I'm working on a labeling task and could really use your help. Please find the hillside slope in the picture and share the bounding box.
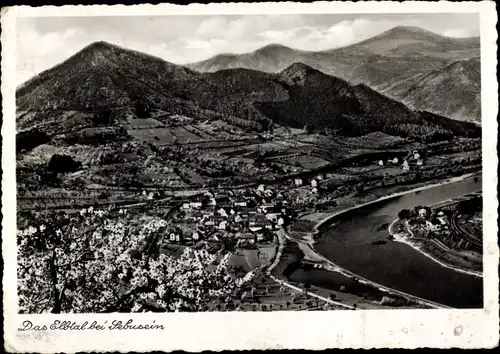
[17,42,480,143]
[187,26,481,123]
[396,58,481,123]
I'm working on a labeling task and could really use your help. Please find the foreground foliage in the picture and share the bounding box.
[17,208,248,313]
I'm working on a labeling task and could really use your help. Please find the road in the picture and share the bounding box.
[451,210,482,250]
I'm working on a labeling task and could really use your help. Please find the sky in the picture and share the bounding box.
[16,13,479,86]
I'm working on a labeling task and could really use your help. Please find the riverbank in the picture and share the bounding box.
[282,172,482,308]
[388,219,483,277]
[310,173,479,237]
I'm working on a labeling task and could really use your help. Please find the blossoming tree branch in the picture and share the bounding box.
[17,207,253,313]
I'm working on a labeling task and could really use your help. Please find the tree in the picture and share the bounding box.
[398,209,411,220]
[17,208,250,314]
[48,154,82,174]
[135,99,152,118]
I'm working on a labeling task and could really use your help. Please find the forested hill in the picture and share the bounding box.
[17,41,480,143]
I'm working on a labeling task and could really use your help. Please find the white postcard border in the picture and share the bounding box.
[2,2,499,352]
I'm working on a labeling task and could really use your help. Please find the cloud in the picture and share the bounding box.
[442,28,476,38]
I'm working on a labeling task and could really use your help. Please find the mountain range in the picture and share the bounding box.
[186,26,481,123]
[16,34,480,144]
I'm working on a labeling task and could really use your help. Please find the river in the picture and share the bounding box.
[313,176,483,308]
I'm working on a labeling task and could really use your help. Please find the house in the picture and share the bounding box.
[229,208,236,215]
[378,160,384,166]
[249,226,263,232]
[402,160,410,171]
[234,214,243,223]
[311,179,318,188]
[234,201,247,207]
[257,184,265,194]
[294,178,303,186]
[416,159,423,166]
[218,221,228,230]
[182,203,190,210]
[204,219,216,227]
[414,153,421,160]
[208,198,217,206]
[204,191,214,198]
[277,217,285,226]
[266,213,278,222]
[264,189,274,198]
[312,187,318,194]
[190,201,203,209]
[218,208,228,217]
[418,208,428,218]
[392,157,399,164]
[316,174,324,181]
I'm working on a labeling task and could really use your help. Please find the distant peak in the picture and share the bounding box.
[255,43,296,54]
[378,25,443,39]
[282,62,314,73]
[259,43,291,50]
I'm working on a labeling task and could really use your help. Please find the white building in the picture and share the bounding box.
[182,203,190,209]
[311,179,318,188]
[192,232,200,241]
[418,208,427,218]
[416,159,423,166]
[219,221,228,230]
[294,178,303,186]
[234,201,247,207]
[257,184,265,193]
[218,208,228,217]
[402,160,410,171]
[312,187,318,194]
[378,160,384,166]
[392,157,399,164]
[277,217,285,226]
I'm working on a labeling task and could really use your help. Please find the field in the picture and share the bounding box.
[127,128,177,144]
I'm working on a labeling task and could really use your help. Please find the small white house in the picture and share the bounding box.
[234,201,247,207]
[192,232,200,241]
[312,187,318,194]
[230,208,236,215]
[378,160,384,166]
[311,179,318,188]
[182,203,190,209]
[414,153,421,160]
[392,157,399,164]
[402,160,410,171]
[418,208,427,218]
[169,233,176,241]
[277,217,285,226]
[416,159,423,166]
[218,208,228,217]
[257,184,265,193]
[208,198,217,206]
[190,201,202,209]
[234,214,243,223]
[219,221,228,230]
[294,178,303,186]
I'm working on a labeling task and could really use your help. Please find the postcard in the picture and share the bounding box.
[2,1,498,352]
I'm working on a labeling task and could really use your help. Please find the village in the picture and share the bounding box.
[395,192,483,254]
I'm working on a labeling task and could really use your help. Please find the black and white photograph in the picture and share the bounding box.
[2,1,499,351]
